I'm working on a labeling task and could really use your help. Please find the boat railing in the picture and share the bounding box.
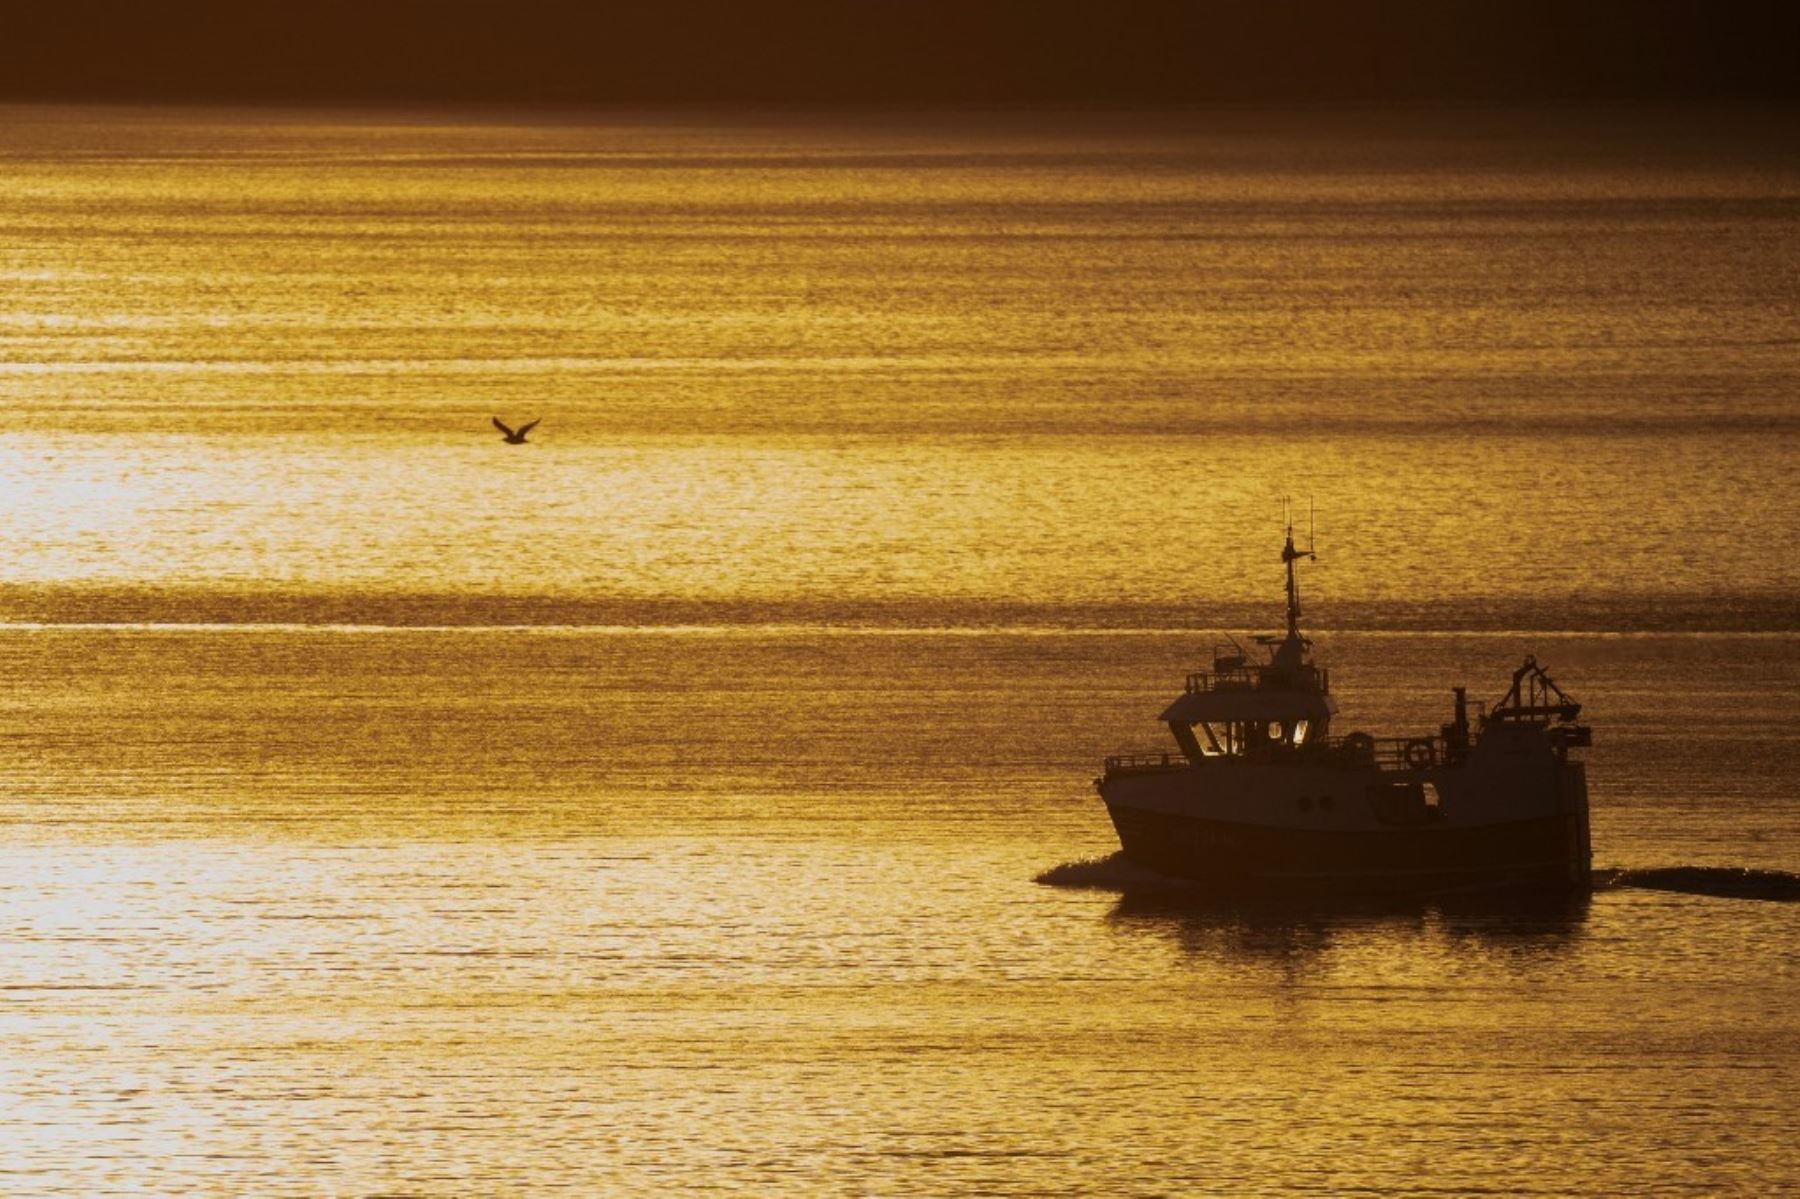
[1103,750,1189,774]
[1105,734,1444,776]
[1323,733,1443,771]
[1184,668,1257,693]
[1184,665,1329,694]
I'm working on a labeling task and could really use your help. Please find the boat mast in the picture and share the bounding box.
[1281,506,1314,643]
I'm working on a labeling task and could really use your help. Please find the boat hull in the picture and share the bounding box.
[1102,799,1588,895]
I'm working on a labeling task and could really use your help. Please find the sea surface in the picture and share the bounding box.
[0,105,1796,1196]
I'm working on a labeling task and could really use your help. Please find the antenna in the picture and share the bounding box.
[1279,495,1313,644]
[1308,495,1315,556]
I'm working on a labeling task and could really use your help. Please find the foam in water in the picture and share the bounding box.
[1605,866,1800,903]
[1034,852,1186,890]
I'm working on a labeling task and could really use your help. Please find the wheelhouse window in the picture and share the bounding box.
[1181,717,1316,757]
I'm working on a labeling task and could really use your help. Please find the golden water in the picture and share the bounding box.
[0,106,1796,1195]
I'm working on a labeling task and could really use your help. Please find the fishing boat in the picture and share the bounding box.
[1095,525,1593,894]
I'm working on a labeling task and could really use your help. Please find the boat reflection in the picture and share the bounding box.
[1103,885,1592,966]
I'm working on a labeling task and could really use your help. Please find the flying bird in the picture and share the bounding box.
[492,417,540,444]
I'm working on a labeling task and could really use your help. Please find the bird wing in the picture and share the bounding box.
[492,417,516,437]
[517,418,541,437]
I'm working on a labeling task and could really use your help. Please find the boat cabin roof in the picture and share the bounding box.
[1159,689,1337,725]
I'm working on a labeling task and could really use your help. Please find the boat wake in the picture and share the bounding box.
[1034,853,1192,891]
[1599,866,1800,903]
[1039,856,1800,902]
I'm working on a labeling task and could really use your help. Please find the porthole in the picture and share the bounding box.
[1297,795,1313,812]
[1319,795,1334,811]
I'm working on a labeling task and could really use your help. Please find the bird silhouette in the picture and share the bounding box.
[492,417,540,444]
